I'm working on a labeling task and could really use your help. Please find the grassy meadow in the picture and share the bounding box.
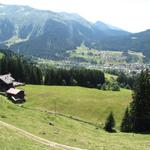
[105,73,118,81]
[0,85,149,150]
[20,85,132,126]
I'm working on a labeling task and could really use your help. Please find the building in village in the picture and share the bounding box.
[0,74,25,103]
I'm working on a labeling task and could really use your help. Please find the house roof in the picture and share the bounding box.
[0,74,15,84]
[6,88,23,95]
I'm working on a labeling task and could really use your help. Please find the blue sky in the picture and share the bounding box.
[0,0,150,33]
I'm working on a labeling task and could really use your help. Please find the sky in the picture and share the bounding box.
[0,0,150,33]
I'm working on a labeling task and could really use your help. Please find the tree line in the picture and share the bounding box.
[0,54,43,84]
[44,68,105,87]
[117,72,135,89]
[0,53,105,88]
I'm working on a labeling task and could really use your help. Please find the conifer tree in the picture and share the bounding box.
[120,107,132,132]
[104,112,115,132]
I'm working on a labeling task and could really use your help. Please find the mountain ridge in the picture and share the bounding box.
[0,4,149,60]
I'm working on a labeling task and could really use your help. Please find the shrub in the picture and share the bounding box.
[111,82,120,91]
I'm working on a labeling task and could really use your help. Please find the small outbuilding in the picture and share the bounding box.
[6,88,25,103]
[13,81,25,87]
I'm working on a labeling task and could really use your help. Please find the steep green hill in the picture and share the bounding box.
[0,85,149,150]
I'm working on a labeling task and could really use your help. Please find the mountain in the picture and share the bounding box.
[0,4,149,60]
[94,21,129,36]
[0,4,131,58]
[124,30,150,60]
[101,29,150,60]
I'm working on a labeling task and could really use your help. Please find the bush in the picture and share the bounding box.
[125,84,131,89]
[100,81,120,91]
[101,83,108,90]
[111,82,120,91]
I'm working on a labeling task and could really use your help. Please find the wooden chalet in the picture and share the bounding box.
[0,74,25,103]
[0,74,14,91]
[6,88,25,103]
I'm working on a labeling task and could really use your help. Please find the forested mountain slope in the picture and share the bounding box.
[0,4,150,60]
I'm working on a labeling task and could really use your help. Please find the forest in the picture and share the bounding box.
[0,50,105,88]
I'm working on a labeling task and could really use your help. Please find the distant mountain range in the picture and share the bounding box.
[0,4,150,60]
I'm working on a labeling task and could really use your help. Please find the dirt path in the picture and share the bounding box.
[0,120,85,150]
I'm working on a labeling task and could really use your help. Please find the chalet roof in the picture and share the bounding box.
[6,88,23,95]
[0,74,15,84]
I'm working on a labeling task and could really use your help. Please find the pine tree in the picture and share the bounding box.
[120,107,132,132]
[104,112,115,132]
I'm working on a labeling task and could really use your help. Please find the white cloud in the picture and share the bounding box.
[0,0,150,32]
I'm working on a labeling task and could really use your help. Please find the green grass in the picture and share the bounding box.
[0,85,149,150]
[105,73,118,81]
[20,85,131,126]
[0,123,55,150]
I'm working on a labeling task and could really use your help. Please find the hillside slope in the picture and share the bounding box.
[20,85,132,125]
[0,125,52,150]
[0,85,150,150]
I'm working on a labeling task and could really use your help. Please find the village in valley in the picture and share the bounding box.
[37,49,150,74]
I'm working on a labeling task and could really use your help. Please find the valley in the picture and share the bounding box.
[37,44,150,73]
